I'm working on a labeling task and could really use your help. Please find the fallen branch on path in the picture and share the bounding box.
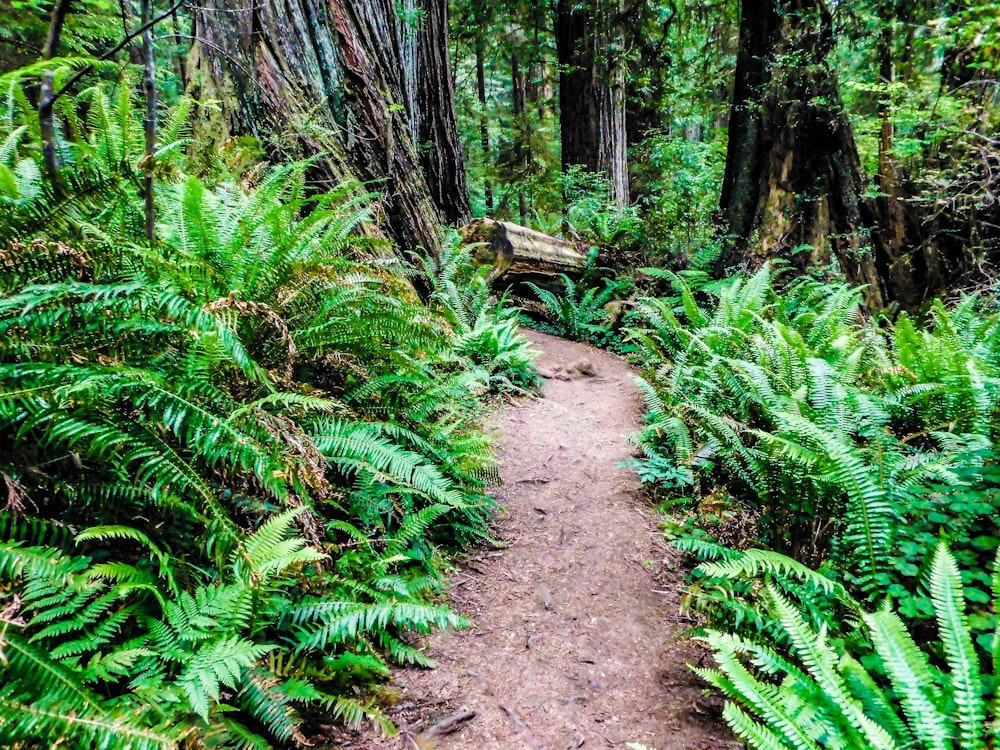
[418,708,476,739]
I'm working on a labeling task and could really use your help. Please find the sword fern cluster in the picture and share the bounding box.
[626,265,1000,747]
[693,543,1000,750]
[0,79,509,748]
[628,265,1000,592]
[420,235,541,396]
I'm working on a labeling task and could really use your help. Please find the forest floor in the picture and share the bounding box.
[329,330,733,749]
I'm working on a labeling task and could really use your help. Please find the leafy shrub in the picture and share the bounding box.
[559,167,643,249]
[885,458,1000,636]
[628,133,725,264]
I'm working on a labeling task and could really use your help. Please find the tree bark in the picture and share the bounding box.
[511,47,529,222]
[719,0,886,310]
[413,0,470,225]
[719,0,777,244]
[475,36,494,212]
[461,218,587,282]
[595,2,628,208]
[873,9,917,307]
[555,0,629,208]
[187,0,469,260]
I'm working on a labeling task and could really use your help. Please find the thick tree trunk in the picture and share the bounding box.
[187,0,469,260]
[874,10,918,307]
[595,4,628,208]
[556,0,595,175]
[720,0,886,309]
[511,48,529,222]
[555,0,629,208]
[719,0,777,244]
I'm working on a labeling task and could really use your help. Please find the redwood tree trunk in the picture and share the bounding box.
[719,0,777,245]
[719,0,886,309]
[511,48,529,222]
[874,6,918,307]
[412,0,471,225]
[475,36,493,212]
[187,0,469,259]
[555,0,629,208]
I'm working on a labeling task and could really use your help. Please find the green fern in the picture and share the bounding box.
[697,543,995,750]
[0,72,501,748]
[526,273,617,344]
[628,264,1000,595]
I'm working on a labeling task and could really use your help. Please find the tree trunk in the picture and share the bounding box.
[412,0,471,225]
[475,36,494,213]
[719,0,778,245]
[461,218,587,283]
[719,0,886,310]
[140,0,157,242]
[873,9,918,307]
[187,0,469,260]
[624,0,676,149]
[511,48,529,222]
[555,0,629,208]
[594,2,628,208]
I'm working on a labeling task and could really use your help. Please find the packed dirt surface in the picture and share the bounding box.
[333,330,732,749]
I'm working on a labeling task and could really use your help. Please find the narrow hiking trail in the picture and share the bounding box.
[339,330,730,750]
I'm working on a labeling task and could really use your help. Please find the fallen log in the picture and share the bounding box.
[460,218,588,285]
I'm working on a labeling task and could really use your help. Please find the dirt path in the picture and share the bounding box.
[337,330,730,749]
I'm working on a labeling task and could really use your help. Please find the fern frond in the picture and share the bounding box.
[928,543,985,750]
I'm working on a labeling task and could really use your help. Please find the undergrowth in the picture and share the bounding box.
[0,76,537,748]
[625,263,1000,747]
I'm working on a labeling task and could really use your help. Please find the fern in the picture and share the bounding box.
[525,273,617,344]
[699,544,997,750]
[0,78,500,747]
[629,264,1000,600]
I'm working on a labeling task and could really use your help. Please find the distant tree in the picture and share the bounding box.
[555,0,629,208]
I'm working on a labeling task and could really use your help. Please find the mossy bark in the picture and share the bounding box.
[720,0,887,310]
[187,0,469,260]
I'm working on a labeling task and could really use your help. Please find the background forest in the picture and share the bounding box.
[1,0,999,748]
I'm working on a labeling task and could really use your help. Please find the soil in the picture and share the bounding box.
[330,330,733,750]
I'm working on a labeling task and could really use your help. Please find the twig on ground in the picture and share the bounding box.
[419,708,476,739]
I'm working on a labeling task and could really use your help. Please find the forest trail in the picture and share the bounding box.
[340,330,730,750]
